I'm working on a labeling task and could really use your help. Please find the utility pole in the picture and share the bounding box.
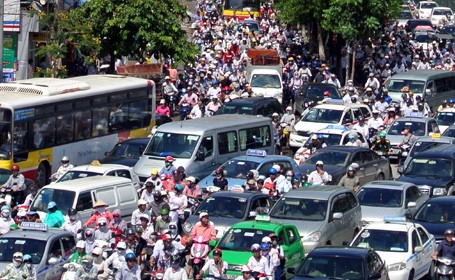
[0,0,4,80]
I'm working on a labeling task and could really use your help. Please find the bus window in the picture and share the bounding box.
[75,110,92,140]
[129,100,150,129]
[110,103,129,132]
[13,122,28,152]
[33,117,55,149]
[92,107,109,137]
[56,114,74,145]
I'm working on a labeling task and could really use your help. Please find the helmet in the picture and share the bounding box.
[11,165,19,171]
[260,242,270,251]
[165,156,174,162]
[175,184,184,192]
[268,168,277,175]
[125,253,136,261]
[215,167,223,175]
[68,208,77,216]
[444,229,454,236]
[153,190,162,198]
[186,176,196,184]
[285,170,294,177]
[213,248,222,256]
[251,244,260,251]
[161,208,170,215]
[379,132,386,138]
[347,166,356,172]
[62,156,69,162]
[151,169,159,175]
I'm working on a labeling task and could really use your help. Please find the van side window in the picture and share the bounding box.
[117,184,136,204]
[61,236,76,257]
[435,77,453,93]
[116,170,132,179]
[218,131,238,154]
[76,191,93,212]
[239,126,272,150]
[199,136,214,157]
[95,188,117,207]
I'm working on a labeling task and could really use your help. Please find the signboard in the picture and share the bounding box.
[3,34,17,69]
[4,0,20,32]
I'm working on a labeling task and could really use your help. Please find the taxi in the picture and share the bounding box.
[0,222,76,280]
[350,217,435,280]
[210,215,305,279]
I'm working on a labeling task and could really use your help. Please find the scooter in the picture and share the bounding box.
[436,257,455,280]
[61,263,82,280]
[398,144,410,166]
[190,235,210,279]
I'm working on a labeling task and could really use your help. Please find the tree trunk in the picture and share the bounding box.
[345,43,351,86]
[350,46,356,82]
[316,22,326,61]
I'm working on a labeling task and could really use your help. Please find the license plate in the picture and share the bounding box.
[226,274,238,279]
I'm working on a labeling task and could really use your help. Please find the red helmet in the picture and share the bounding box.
[215,167,223,175]
[213,248,222,256]
[11,165,19,171]
[165,156,174,162]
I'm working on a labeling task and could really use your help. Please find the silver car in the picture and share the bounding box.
[357,180,429,225]
[269,186,362,254]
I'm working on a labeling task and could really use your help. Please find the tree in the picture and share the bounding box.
[75,0,198,68]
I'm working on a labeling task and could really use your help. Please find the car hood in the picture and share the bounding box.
[361,206,404,223]
[397,176,452,188]
[100,157,138,167]
[386,134,404,146]
[375,251,408,265]
[198,175,245,190]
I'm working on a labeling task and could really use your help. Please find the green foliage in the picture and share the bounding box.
[77,0,198,63]
[276,0,329,24]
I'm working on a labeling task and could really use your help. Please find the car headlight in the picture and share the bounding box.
[388,262,406,271]
[301,231,322,242]
[433,188,447,196]
[183,221,193,233]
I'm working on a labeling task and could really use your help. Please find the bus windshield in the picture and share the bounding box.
[144,132,200,159]
[224,0,259,11]
[0,109,12,160]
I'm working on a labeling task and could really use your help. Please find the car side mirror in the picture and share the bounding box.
[414,246,423,253]
[196,150,205,161]
[287,267,296,274]
[332,212,343,220]
[397,166,404,175]
[407,202,416,209]
[48,257,59,265]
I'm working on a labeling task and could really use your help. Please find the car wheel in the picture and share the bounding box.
[408,269,414,280]
[290,147,298,154]
[35,162,49,188]
[376,173,385,180]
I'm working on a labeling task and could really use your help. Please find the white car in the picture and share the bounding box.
[289,103,372,151]
[429,7,453,26]
[351,218,435,280]
[417,1,439,19]
[55,160,140,188]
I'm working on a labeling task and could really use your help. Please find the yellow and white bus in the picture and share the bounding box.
[0,75,156,187]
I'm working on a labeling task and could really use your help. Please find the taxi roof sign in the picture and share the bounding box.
[325,125,348,131]
[384,216,406,223]
[431,132,441,138]
[246,149,267,157]
[255,214,270,222]
[90,160,102,166]
[21,222,48,232]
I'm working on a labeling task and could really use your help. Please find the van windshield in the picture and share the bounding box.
[30,188,76,215]
[144,132,200,158]
[251,74,281,89]
[385,79,425,94]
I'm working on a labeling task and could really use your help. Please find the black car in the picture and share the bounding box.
[397,144,455,196]
[405,19,432,32]
[289,246,389,280]
[294,83,342,116]
[100,138,149,167]
[215,97,284,118]
[299,146,391,185]
[411,196,455,242]
[439,24,455,35]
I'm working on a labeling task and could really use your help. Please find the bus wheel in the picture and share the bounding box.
[36,162,49,188]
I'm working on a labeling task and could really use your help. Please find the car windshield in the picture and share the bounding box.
[357,188,403,207]
[404,158,453,177]
[304,133,342,147]
[219,159,260,179]
[433,9,452,16]
[352,229,408,252]
[0,238,46,264]
[387,120,426,136]
[414,32,429,43]
[385,79,425,94]
[250,74,281,89]
[218,105,254,115]
[306,151,349,166]
[414,200,455,223]
[270,198,328,221]
[436,112,455,126]
[409,141,445,158]
[400,11,413,19]
[304,85,341,99]
[144,132,200,159]
[296,255,365,279]
[421,2,437,9]
[109,141,147,158]
[217,228,274,251]
[195,196,248,219]
[57,171,101,182]
[30,188,76,215]
[301,108,343,124]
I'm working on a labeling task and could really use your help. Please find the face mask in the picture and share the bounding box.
[272,240,277,246]
[96,207,106,213]
[13,260,21,267]
[2,212,9,218]
[26,263,32,268]
[99,225,107,230]
[117,249,126,256]
[286,176,292,181]
[261,251,268,256]
[69,215,76,221]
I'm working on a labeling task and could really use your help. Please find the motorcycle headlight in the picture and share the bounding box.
[388,262,406,271]
[301,231,322,242]
[183,221,193,233]
[433,188,447,196]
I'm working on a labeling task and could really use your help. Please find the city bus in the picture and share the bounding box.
[223,0,261,21]
[0,75,156,187]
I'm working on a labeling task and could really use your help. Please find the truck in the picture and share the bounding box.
[246,49,284,103]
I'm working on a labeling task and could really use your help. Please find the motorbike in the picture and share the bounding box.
[61,263,82,280]
[436,257,455,280]
[398,144,410,166]
[190,235,210,279]
[179,103,192,120]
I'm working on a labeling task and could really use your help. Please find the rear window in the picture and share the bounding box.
[304,85,342,99]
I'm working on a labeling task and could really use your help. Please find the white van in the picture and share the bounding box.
[30,176,138,223]
[134,115,274,181]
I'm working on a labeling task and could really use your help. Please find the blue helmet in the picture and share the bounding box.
[260,242,270,251]
[301,62,307,66]
[268,168,277,175]
[125,253,136,261]
[175,184,184,192]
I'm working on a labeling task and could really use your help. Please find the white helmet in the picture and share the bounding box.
[61,156,70,167]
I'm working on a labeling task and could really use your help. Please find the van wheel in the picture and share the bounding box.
[36,162,49,188]
[326,241,331,245]
[408,270,414,280]
[376,173,385,180]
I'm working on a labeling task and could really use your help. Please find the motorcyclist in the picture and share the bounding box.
[353,116,369,140]
[345,133,363,147]
[156,99,171,117]
[94,217,113,243]
[70,240,87,264]
[43,201,65,228]
[367,110,384,131]
[75,255,98,280]
[91,247,105,276]
[155,207,172,232]
[260,242,278,279]
[140,181,155,205]
[397,126,416,166]
[307,161,331,186]
[183,176,202,201]
[190,212,216,241]
[235,265,254,280]
[162,76,179,108]
[169,184,187,224]
[102,241,127,279]
[146,169,162,191]
[212,167,228,190]
[150,191,169,218]
[51,156,74,181]
[2,164,25,204]
[159,156,177,177]
[107,209,127,232]
[338,166,360,192]
[0,206,15,235]
[23,254,36,280]
[0,251,27,279]
[131,199,149,227]
[371,132,391,155]
[116,252,141,279]
[247,244,268,278]
[150,235,180,271]
[22,184,38,207]
[61,208,82,236]
[196,248,227,279]
[432,229,455,261]
[84,200,113,228]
